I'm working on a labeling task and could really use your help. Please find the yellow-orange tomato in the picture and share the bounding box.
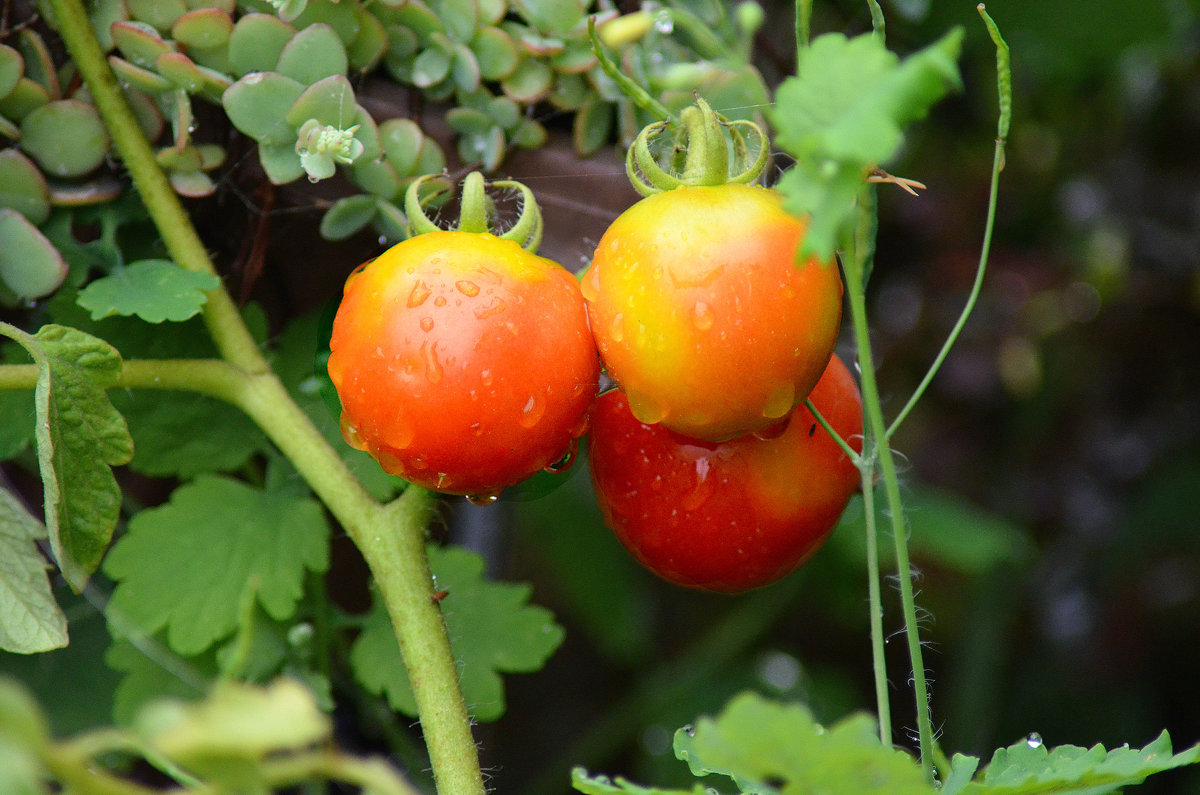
[328,231,600,499]
[583,184,843,441]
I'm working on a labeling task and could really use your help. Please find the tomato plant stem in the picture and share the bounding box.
[860,466,892,747]
[843,200,935,779]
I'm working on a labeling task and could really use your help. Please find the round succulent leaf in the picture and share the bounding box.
[451,43,482,93]
[222,71,305,144]
[190,0,235,13]
[0,149,50,225]
[19,100,110,178]
[319,193,377,240]
[547,71,588,110]
[290,0,363,45]
[346,9,388,72]
[411,46,452,89]
[46,175,123,207]
[257,140,305,184]
[128,0,187,32]
[371,197,408,243]
[166,88,194,149]
[500,57,553,103]
[429,0,478,43]
[156,144,204,172]
[550,38,596,74]
[572,97,613,156]
[383,25,419,60]
[477,0,506,26]
[389,0,445,37]
[0,208,67,299]
[378,117,424,174]
[88,0,130,53]
[350,157,400,199]
[172,9,234,49]
[446,106,493,136]
[414,136,446,175]
[457,126,505,171]
[17,30,60,100]
[486,95,521,129]
[228,13,296,76]
[111,22,177,69]
[168,169,216,197]
[424,79,457,103]
[511,0,585,33]
[501,22,563,56]
[0,78,49,123]
[108,56,174,93]
[122,87,166,141]
[350,104,381,160]
[184,43,232,75]
[470,26,520,81]
[510,117,546,149]
[0,44,24,100]
[196,143,226,170]
[276,23,349,86]
[0,115,19,141]
[285,75,357,128]
[156,52,232,102]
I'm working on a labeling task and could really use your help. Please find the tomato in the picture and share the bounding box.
[327,230,600,500]
[588,354,862,592]
[582,183,843,441]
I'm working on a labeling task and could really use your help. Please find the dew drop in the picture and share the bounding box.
[519,392,546,429]
[456,279,480,297]
[1026,733,1043,749]
[691,301,715,331]
[339,414,369,451]
[420,316,434,332]
[753,415,791,441]
[763,382,796,419]
[374,447,406,475]
[609,312,625,342]
[469,422,484,437]
[544,438,579,474]
[581,263,600,301]
[473,297,507,319]
[421,341,443,384]
[480,369,494,387]
[434,296,447,307]
[407,280,432,307]
[680,457,715,511]
[653,10,674,33]
[626,389,667,425]
[410,456,429,471]
[467,492,500,506]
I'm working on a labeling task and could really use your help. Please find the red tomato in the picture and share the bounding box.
[588,354,862,592]
[328,231,600,499]
[582,184,843,441]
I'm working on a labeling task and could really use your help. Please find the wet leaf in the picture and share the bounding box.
[18,100,110,178]
[75,259,220,323]
[222,71,304,144]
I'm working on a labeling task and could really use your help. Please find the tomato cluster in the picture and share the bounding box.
[330,118,862,590]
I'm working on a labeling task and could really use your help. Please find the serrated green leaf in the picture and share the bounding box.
[769,29,962,260]
[675,692,931,794]
[104,637,213,726]
[0,489,67,654]
[959,732,1200,795]
[76,259,220,323]
[349,544,563,722]
[0,324,132,590]
[103,475,329,656]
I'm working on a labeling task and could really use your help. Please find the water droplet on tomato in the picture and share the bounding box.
[519,393,546,428]
[627,389,666,425]
[544,439,579,474]
[569,411,591,438]
[680,457,715,511]
[408,280,432,307]
[753,415,791,440]
[609,313,625,342]
[456,279,480,297]
[466,492,500,506]
[473,297,506,319]
[420,316,434,332]
[421,341,443,384]
[581,263,600,302]
[339,414,369,451]
[469,422,484,437]
[763,382,795,419]
[691,301,715,330]
[434,296,447,307]
[480,369,494,387]
[410,456,429,471]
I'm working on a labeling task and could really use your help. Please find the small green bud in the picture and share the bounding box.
[735,2,766,37]
[296,119,363,181]
[597,12,653,49]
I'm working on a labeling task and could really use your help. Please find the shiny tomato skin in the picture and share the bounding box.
[328,231,600,497]
[582,184,843,442]
[588,355,862,593]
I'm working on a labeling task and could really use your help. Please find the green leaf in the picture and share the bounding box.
[222,71,305,145]
[571,769,709,795]
[0,149,51,226]
[0,324,132,590]
[18,99,110,178]
[0,208,67,299]
[0,489,68,654]
[276,22,348,85]
[104,638,212,726]
[103,474,329,656]
[954,732,1200,795]
[349,544,564,722]
[227,13,296,76]
[676,692,931,793]
[75,259,220,323]
[769,29,963,260]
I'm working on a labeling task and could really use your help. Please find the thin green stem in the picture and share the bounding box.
[868,0,886,42]
[804,397,861,465]
[860,470,891,747]
[843,199,933,777]
[796,0,812,60]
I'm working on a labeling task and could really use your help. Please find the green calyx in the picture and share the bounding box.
[626,97,769,196]
[404,172,544,253]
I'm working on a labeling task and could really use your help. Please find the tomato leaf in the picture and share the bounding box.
[0,323,133,590]
[105,637,214,726]
[769,28,963,260]
[349,544,564,722]
[570,769,709,794]
[0,488,68,653]
[76,259,220,323]
[949,732,1200,795]
[103,475,330,656]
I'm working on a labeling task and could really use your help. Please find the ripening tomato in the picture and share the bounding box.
[328,230,600,500]
[582,183,844,442]
[588,354,862,593]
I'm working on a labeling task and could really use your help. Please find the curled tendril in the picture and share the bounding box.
[404,172,544,253]
[626,98,769,196]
